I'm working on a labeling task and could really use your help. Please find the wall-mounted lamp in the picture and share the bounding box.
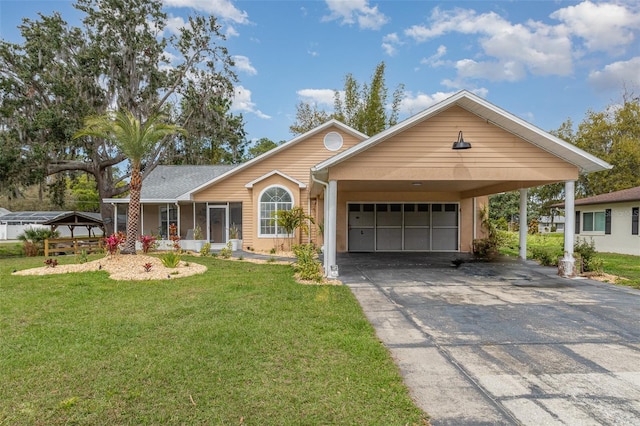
[452,131,472,150]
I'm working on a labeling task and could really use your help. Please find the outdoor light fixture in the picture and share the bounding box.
[452,131,472,150]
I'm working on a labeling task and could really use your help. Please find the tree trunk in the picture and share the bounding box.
[95,166,117,235]
[121,167,142,255]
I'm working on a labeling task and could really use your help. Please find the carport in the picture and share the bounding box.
[310,91,611,278]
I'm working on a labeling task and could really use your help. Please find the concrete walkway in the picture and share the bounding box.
[338,253,640,425]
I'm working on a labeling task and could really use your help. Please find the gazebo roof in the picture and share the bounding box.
[42,211,104,230]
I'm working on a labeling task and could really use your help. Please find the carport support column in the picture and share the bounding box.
[560,180,576,277]
[519,188,528,260]
[327,179,338,278]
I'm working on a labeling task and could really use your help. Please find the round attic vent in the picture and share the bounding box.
[323,131,343,151]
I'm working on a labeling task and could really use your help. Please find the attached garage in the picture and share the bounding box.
[347,203,459,252]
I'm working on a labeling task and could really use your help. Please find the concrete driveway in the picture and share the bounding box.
[338,253,640,425]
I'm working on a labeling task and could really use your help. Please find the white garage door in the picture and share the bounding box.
[348,203,459,252]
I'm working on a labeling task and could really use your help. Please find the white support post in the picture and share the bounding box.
[327,180,338,278]
[519,188,528,260]
[113,204,118,234]
[560,180,576,277]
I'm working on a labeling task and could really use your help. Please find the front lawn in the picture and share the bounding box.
[0,255,427,425]
[597,252,640,289]
[498,231,640,289]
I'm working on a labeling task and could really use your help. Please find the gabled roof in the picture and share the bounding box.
[42,211,104,226]
[556,186,640,208]
[186,120,367,196]
[244,170,307,189]
[312,90,611,174]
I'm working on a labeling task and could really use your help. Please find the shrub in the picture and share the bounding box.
[138,234,157,254]
[574,238,601,272]
[22,241,39,257]
[530,246,562,266]
[292,243,323,283]
[219,242,232,259]
[199,242,211,257]
[44,258,58,268]
[160,251,181,268]
[76,250,89,264]
[104,232,126,256]
[17,227,60,256]
[473,205,500,260]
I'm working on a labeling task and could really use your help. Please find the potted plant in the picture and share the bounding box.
[229,223,241,251]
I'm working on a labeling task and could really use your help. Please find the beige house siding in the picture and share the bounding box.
[328,106,578,186]
[193,126,363,251]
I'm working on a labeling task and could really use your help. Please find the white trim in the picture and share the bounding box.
[257,185,294,238]
[244,170,307,189]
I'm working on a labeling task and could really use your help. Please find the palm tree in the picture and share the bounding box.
[74,109,185,254]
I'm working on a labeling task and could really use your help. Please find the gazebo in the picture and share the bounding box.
[42,211,105,238]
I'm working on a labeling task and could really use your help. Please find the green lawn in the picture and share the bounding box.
[497,231,640,289]
[0,255,427,425]
[598,252,640,289]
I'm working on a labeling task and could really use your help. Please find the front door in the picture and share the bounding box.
[209,206,227,244]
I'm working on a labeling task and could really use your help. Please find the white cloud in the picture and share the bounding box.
[404,7,574,81]
[398,91,457,116]
[551,1,640,53]
[323,0,389,30]
[231,85,270,119]
[382,33,401,56]
[589,56,640,91]
[163,0,249,24]
[420,45,447,67]
[232,55,257,75]
[165,15,188,35]
[297,89,336,106]
[225,25,239,38]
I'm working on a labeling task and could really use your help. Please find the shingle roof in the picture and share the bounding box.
[574,186,640,206]
[554,186,640,208]
[137,165,238,201]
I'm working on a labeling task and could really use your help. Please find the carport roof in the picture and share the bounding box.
[312,90,611,175]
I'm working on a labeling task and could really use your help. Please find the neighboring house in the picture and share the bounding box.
[555,186,640,255]
[0,211,101,240]
[538,215,565,233]
[104,90,610,276]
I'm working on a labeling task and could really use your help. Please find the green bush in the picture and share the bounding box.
[199,242,211,257]
[530,245,563,266]
[574,238,601,272]
[17,227,60,256]
[219,242,232,259]
[160,251,181,268]
[292,243,323,282]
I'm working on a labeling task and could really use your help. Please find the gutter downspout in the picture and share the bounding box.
[311,172,330,277]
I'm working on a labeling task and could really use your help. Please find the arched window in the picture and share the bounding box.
[259,186,293,236]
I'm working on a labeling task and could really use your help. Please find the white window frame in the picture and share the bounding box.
[258,185,293,237]
[582,211,605,233]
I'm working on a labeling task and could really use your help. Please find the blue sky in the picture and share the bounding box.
[1,0,639,145]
